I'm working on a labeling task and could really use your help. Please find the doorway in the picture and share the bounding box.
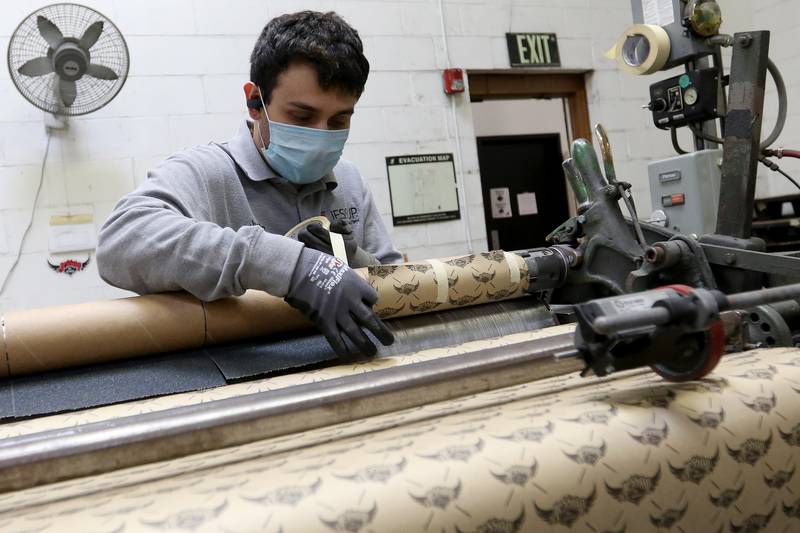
[468,70,591,251]
[476,133,568,250]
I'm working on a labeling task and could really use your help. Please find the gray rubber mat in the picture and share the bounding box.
[0,351,226,420]
[206,335,339,382]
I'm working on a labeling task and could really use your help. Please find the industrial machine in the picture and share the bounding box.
[2,3,800,525]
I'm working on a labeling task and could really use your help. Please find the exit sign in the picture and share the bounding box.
[506,33,560,68]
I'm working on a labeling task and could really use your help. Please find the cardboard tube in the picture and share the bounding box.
[0,251,530,376]
[1,293,205,377]
[204,290,310,344]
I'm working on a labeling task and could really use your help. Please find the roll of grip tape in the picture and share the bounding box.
[605,24,671,76]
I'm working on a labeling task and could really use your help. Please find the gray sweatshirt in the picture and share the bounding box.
[97,121,402,301]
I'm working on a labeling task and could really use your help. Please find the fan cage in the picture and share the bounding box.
[7,3,129,116]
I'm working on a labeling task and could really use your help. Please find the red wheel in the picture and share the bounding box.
[649,285,725,382]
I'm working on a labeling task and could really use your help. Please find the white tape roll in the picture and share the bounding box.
[503,252,521,285]
[329,232,348,267]
[605,24,671,76]
[284,215,331,238]
[427,259,449,303]
[284,215,349,266]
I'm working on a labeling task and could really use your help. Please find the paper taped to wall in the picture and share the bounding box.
[517,192,538,216]
[48,214,96,254]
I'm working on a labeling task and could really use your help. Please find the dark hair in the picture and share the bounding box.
[250,11,370,104]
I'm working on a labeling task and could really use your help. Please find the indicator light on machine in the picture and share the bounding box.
[443,68,465,94]
[661,193,686,207]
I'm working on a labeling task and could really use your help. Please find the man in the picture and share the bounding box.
[97,11,401,357]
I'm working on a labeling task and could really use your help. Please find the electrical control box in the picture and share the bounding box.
[648,68,721,129]
[648,149,722,235]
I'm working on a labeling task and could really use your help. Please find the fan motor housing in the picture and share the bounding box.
[53,40,89,81]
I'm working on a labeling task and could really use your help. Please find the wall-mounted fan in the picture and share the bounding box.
[1,4,130,296]
[6,3,129,116]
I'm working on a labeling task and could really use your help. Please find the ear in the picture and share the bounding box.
[244,81,262,120]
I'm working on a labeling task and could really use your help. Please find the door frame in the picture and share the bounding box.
[467,69,592,142]
[467,69,592,217]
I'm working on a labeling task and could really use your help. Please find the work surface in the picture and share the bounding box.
[0,331,798,531]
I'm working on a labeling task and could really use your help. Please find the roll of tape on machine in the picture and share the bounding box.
[605,24,671,75]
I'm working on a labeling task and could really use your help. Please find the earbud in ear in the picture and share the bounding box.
[247,98,263,109]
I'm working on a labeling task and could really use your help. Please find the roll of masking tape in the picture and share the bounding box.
[605,24,671,76]
[284,215,349,266]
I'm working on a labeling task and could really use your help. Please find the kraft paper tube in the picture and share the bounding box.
[0,293,205,378]
[0,251,529,377]
[204,290,310,344]
[605,23,671,75]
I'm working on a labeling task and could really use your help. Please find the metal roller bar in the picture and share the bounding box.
[0,331,579,493]
[380,298,556,356]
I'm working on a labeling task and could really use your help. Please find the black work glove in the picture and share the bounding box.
[285,247,394,356]
[297,220,380,268]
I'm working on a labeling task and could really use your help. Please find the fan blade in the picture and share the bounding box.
[59,79,77,107]
[86,63,118,80]
[79,21,104,50]
[17,57,53,77]
[37,15,64,49]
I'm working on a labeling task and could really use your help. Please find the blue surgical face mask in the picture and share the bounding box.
[257,91,349,185]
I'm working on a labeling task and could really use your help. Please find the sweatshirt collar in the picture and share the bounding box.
[226,121,337,192]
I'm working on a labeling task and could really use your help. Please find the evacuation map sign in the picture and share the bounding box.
[386,153,461,226]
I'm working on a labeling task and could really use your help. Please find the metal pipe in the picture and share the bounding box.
[588,283,800,335]
[0,331,579,493]
[726,283,800,311]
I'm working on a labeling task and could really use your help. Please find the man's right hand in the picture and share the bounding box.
[285,247,394,356]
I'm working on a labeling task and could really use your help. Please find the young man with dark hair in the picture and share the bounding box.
[97,11,400,357]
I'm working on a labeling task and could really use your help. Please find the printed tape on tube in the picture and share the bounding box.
[427,260,449,303]
[605,24,671,76]
[503,252,521,285]
[284,215,348,266]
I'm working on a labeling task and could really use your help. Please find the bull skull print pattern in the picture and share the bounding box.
[364,251,529,319]
[0,343,798,531]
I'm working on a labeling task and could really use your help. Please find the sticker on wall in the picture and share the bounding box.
[48,255,90,276]
[490,188,512,219]
[517,192,539,216]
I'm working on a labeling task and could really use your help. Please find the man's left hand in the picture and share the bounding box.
[298,220,380,268]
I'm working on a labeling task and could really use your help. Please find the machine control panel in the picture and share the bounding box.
[647,68,720,129]
[648,149,722,235]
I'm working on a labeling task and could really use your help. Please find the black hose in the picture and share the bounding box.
[684,58,786,151]
[671,127,688,155]
[762,58,788,149]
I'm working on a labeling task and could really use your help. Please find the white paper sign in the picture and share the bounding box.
[490,187,512,219]
[49,214,97,254]
[642,0,674,26]
[517,192,539,216]
[386,154,460,225]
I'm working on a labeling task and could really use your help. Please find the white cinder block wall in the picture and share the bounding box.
[753,0,800,197]
[0,0,772,312]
